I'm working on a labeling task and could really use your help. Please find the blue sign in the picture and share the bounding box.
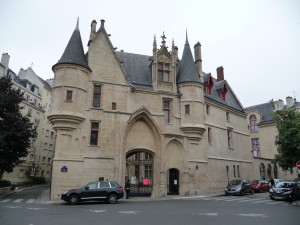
[61,166,68,172]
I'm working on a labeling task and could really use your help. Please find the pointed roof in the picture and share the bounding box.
[177,32,200,84]
[53,18,91,71]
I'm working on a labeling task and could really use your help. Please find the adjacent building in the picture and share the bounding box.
[246,97,299,181]
[0,53,56,183]
[49,19,257,200]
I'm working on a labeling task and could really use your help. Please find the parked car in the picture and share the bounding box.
[269,181,300,201]
[273,179,281,185]
[225,179,254,196]
[61,181,124,205]
[250,180,270,193]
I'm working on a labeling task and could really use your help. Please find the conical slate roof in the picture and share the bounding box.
[177,33,200,84]
[53,20,91,71]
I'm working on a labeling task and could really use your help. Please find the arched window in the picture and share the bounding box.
[267,164,272,179]
[259,163,266,180]
[249,114,259,133]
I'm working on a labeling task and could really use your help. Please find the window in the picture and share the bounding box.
[112,102,116,110]
[93,85,101,107]
[35,112,40,124]
[135,165,139,179]
[185,104,190,114]
[251,138,260,157]
[208,127,212,145]
[163,100,170,123]
[249,114,259,132]
[90,122,99,146]
[49,144,53,150]
[227,129,233,148]
[66,90,73,101]
[158,62,170,82]
[135,153,140,160]
[47,158,51,164]
[144,165,152,179]
[226,112,230,122]
[30,154,35,161]
[206,105,210,115]
[42,157,46,163]
[145,153,152,160]
[27,108,32,117]
[220,84,228,100]
[44,143,48,149]
[237,165,240,177]
[205,76,214,94]
[51,131,54,139]
[233,165,236,177]
[45,130,49,137]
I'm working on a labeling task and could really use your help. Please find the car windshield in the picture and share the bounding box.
[250,180,259,185]
[275,182,294,188]
[229,180,242,185]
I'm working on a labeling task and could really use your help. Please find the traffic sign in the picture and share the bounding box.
[296,161,300,170]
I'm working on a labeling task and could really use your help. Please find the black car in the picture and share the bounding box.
[225,179,254,196]
[61,181,124,205]
[269,181,300,201]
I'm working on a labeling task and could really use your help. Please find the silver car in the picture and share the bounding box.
[225,179,254,196]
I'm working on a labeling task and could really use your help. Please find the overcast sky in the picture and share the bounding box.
[1,0,299,107]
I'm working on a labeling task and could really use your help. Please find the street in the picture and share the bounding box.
[0,186,299,225]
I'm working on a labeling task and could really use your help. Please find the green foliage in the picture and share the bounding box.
[0,76,36,177]
[0,179,11,188]
[272,107,300,171]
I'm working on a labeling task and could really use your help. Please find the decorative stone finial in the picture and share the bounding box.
[161,32,166,47]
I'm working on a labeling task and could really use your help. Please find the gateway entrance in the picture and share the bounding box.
[126,151,153,197]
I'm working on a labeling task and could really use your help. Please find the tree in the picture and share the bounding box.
[272,107,300,172]
[0,76,36,178]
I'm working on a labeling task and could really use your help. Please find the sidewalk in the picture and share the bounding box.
[0,184,49,199]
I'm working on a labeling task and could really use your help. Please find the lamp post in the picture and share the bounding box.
[226,166,229,184]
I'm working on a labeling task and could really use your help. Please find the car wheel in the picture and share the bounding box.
[107,193,117,204]
[239,190,244,196]
[68,194,79,205]
[270,196,274,200]
[250,189,254,195]
[259,188,263,193]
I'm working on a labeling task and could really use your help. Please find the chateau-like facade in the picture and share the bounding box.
[49,19,295,200]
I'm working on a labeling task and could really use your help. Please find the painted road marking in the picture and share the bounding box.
[118,211,142,215]
[238,198,262,202]
[195,212,218,216]
[26,199,35,203]
[85,209,107,213]
[0,199,11,202]
[238,213,268,217]
[173,195,205,199]
[251,199,273,204]
[13,199,23,203]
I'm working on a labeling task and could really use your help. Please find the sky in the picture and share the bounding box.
[0,0,299,107]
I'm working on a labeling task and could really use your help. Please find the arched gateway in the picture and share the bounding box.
[126,150,154,196]
[121,108,161,197]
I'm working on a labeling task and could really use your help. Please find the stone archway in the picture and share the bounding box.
[121,107,161,197]
[267,164,272,179]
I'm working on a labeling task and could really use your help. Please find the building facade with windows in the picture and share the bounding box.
[246,97,299,181]
[0,53,56,183]
[48,19,259,200]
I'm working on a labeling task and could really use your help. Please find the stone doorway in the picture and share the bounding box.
[168,168,179,195]
[126,151,153,197]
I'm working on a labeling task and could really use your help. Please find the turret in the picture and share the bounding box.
[49,18,91,131]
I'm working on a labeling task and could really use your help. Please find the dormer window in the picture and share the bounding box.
[158,62,170,82]
[220,84,228,100]
[205,76,213,94]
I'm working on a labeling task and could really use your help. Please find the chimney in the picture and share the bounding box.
[217,66,224,81]
[278,99,284,109]
[286,96,294,107]
[194,42,203,82]
[100,19,105,29]
[89,20,97,41]
[1,53,10,68]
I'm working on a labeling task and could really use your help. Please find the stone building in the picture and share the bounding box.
[246,97,299,181]
[49,19,257,200]
[0,53,56,183]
